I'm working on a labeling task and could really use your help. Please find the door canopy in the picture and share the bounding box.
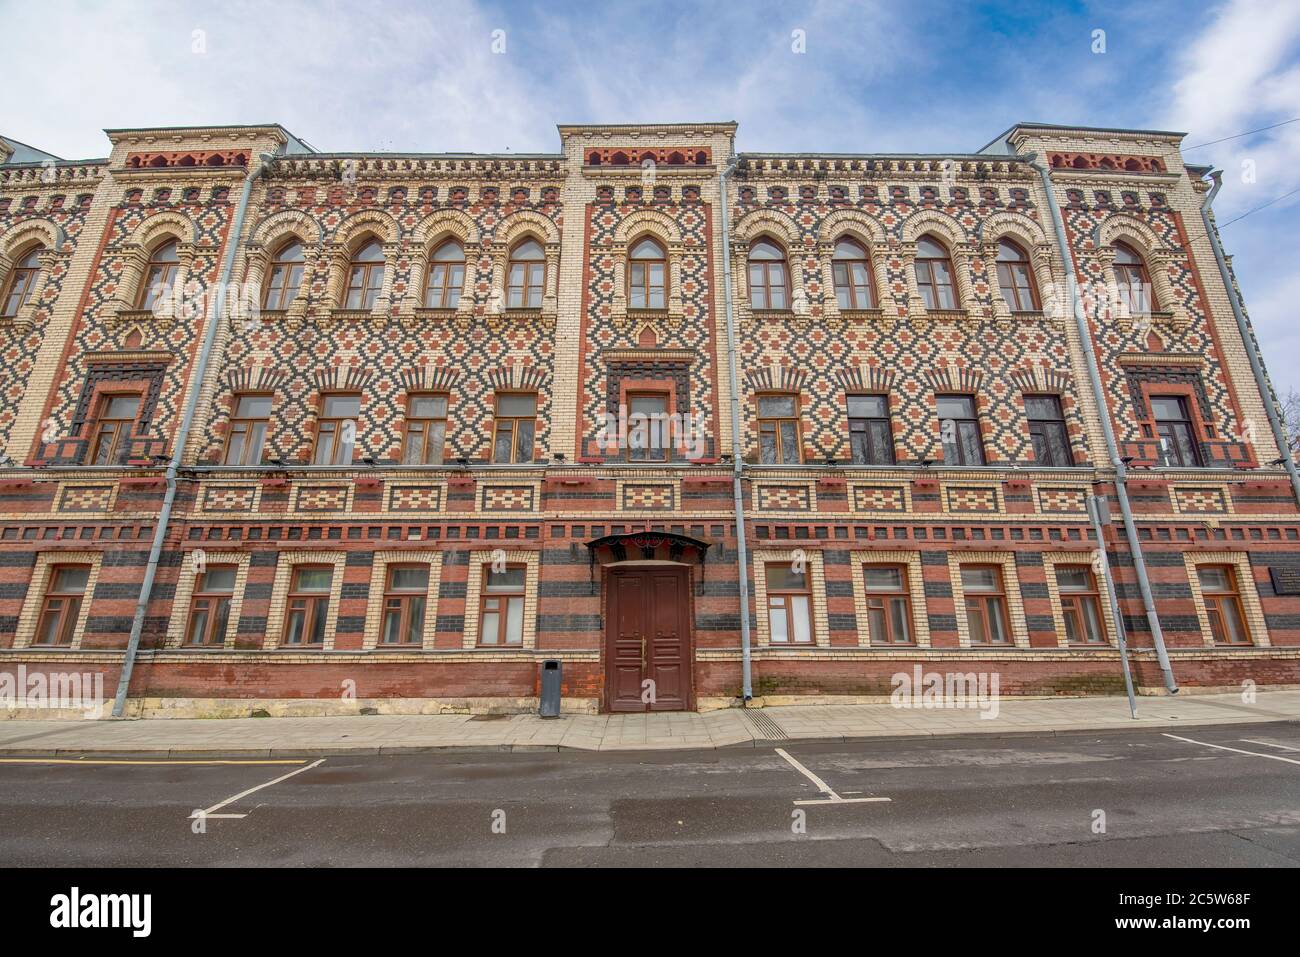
[583,530,713,593]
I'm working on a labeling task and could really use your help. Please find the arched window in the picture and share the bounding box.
[424,240,464,309]
[995,239,1039,312]
[1,246,42,317]
[628,237,666,310]
[914,235,956,310]
[1113,241,1152,314]
[832,238,875,309]
[138,239,180,310]
[507,238,545,309]
[262,239,305,310]
[344,239,385,310]
[748,238,789,310]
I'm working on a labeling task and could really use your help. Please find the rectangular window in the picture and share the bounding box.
[380,564,429,646]
[479,565,525,646]
[1057,565,1105,645]
[283,565,332,646]
[492,393,537,464]
[627,392,670,462]
[1151,395,1201,467]
[313,394,360,466]
[937,395,985,466]
[961,565,1011,645]
[757,394,802,464]
[402,394,448,465]
[34,565,90,647]
[766,563,813,644]
[185,565,237,646]
[847,394,894,465]
[1026,395,1071,467]
[89,394,141,465]
[1197,565,1252,645]
[224,394,272,466]
[863,565,912,645]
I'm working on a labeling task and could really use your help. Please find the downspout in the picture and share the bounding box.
[718,154,753,702]
[1201,170,1300,506]
[111,152,271,717]
[1027,154,1178,694]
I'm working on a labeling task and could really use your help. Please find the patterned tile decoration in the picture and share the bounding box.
[579,196,718,460]
[479,483,536,512]
[56,483,114,512]
[45,195,230,460]
[755,483,813,511]
[1173,485,1228,514]
[620,482,676,511]
[850,483,907,512]
[944,484,1000,513]
[732,186,1092,467]
[386,483,444,512]
[294,484,349,512]
[199,191,561,467]
[0,194,90,458]
[1062,195,1248,466]
[201,484,258,512]
[1037,485,1088,514]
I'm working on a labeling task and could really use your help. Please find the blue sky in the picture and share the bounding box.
[3,0,1298,393]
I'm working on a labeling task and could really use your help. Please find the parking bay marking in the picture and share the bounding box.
[775,747,891,806]
[0,758,306,766]
[1163,734,1300,766]
[191,758,326,822]
[1238,738,1300,753]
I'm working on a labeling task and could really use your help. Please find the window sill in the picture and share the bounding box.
[330,309,377,320]
[838,308,884,320]
[750,309,795,318]
[922,309,967,320]
[413,308,457,318]
[1010,310,1045,319]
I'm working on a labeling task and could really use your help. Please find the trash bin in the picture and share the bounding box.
[539,659,562,718]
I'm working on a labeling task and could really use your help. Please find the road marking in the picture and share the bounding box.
[775,748,891,806]
[190,758,326,821]
[0,758,306,766]
[1239,738,1300,753]
[1163,734,1300,766]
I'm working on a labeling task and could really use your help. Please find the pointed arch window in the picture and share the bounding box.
[344,240,385,310]
[1113,241,1152,314]
[424,240,464,309]
[832,238,875,309]
[914,235,956,310]
[1,246,41,317]
[263,239,305,310]
[748,238,789,310]
[507,238,546,309]
[996,239,1039,312]
[628,237,666,310]
[138,239,180,310]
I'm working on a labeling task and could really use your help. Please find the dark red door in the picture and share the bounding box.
[605,567,692,712]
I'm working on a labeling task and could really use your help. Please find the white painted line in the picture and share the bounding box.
[1239,738,1300,753]
[1163,734,1300,766]
[775,747,891,806]
[190,758,326,820]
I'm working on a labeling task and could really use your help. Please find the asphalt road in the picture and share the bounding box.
[1,722,1298,867]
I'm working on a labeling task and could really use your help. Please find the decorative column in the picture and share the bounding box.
[818,241,840,319]
[457,241,480,319]
[110,244,147,318]
[900,241,927,319]
[954,242,979,318]
[542,242,560,320]
[374,241,400,316]
[13,248,57,331]
[984,241,1011,320]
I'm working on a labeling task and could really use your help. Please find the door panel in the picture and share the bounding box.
[605,567,692,712]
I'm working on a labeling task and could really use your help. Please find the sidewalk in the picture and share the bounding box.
[2,690,1298,756]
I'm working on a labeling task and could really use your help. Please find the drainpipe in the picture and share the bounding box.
[1027,155,1178,694]
[111,152,272,717]
[1201,171,1300,506]
[718,154,753,702]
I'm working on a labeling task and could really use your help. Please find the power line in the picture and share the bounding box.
[1218,185,1300,227]
[1185,116,1300,150]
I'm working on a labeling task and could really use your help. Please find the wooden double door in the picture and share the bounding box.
[605,566,693,712]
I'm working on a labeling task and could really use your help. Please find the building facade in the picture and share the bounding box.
[1,121,1297,717]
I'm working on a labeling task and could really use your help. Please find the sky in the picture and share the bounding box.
[2,0,1298,393]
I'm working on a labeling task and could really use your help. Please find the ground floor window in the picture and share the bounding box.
[766,563,813,644]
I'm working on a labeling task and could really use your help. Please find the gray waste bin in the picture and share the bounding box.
[539,659,562,718]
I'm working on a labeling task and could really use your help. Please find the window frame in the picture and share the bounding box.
[1025,394,1071,467]
[262,239,305,311]
[747,238,790,311]
[137,239,180,311]
[863,564,914,645]
[223,392,272,466]
[507,238,546,310]
[832,237,876,310]
[477,563,527,647]
[914,235,957,310]
[961,564,1012,645]
[627,236,667,312]
[282,564,333,648]
[847,393,894,465]
[343,239,385,311]
[1057,564,1106,645]
[33,564,90,648]
[492,392,538,464]
[184,564,237,647]
[765,563,814,645]
[756,393,803,465]
[89,392,142,466]
[1197,564,1253,646]
[625,390,671,462]
[1,245,41,317]
[402,392,449,465]
[937,393,985,466]
[379,563,430,647]
[423,239,465,310]
[1113,241,1153,315]
[312,393,361,466]
[1150,394,1202,467]
[995,238,1040,312]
